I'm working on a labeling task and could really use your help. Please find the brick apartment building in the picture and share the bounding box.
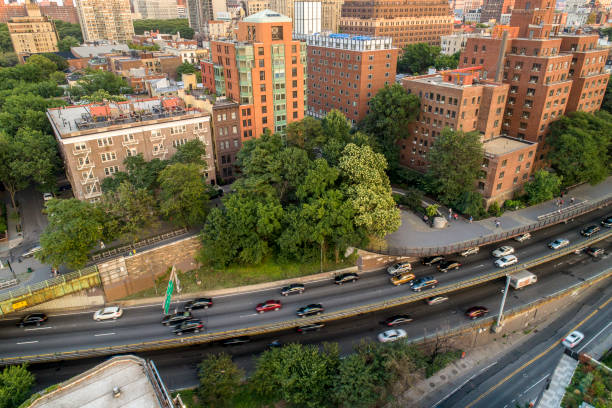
[479,0,514,23]
[211,99,241,181]
[38,0,79,24]
[297,33,398,124]
[46,98,215,201]
[201,10,307,139]
[7,1,59,63]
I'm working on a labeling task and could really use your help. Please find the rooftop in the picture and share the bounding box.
[243,9,291,23]
[484,136,535,156]
[71,44,130,58]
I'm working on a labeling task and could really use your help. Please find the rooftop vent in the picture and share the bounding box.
[113,386,121,398]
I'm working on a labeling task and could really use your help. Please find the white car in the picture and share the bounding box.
[492,246,515,258]
[548,238,570,250]
[386,262,412,275]
[495,255,518,268]
[460,247,479,257]
[377,329,407,343]
[93,306,123,321]
[426,296,449,305]
[513,233,531,243]
[562,331,585,348]
[43,193,53,201]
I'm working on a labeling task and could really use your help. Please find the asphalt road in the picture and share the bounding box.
[22,237,612,393]
[0,207,610,361]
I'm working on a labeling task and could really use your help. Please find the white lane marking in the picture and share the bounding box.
[475,264,486,269]
[577,321,612,352]
[239,313,258,318]
[214,278,334,298]
[16,341,38,345]
[25,326,52,331]
[94,332,116,337]
[523,375,549,394]
[430,361,498,408]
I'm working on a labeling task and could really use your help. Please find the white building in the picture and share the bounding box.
[440,32,484,55]
[293,1,321,35]
[133,0,179,19]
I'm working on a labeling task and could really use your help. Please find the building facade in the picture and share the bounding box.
[269,0,293,22]
[133,0,179,19]
[38,0,80,24]
[75,0,134,43]
[320,0,343,32]
[441,33,484,55]
[479,0,514,22]
[8,1,59,63]
[186,0,227,37]
[211,99,241,181]
[247,0,270,15]
[293,1,321,35]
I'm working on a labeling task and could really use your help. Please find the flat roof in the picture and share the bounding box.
[71,44,130,58]
[403,74,501,90]
[484,136,534,156]
[243,9,291,23]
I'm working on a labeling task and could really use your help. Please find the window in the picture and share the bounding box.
[259,70,265,80]
[499,171,505,179]
[97,137,113,147]
[123,134,135,142]
[126,148,137,157]
[497,183,502,190]
[518,153,524,162]
[100,152,116,162]
[170,125,186,134]
[515,165,521,173]
[501,159,507,167]
[104,165,119,176]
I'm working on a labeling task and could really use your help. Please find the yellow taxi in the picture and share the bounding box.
[390,272,416,286]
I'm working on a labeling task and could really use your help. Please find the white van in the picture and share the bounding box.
[509,270,537,289]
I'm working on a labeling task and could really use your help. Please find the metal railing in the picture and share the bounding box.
[2,232,609,365]
[366,196,612,257]
[0,279,18,290]
[91,228,190,262]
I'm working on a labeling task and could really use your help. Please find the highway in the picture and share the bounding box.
[0,207,610,362]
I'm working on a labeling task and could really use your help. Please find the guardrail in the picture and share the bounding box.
[0,279,18,290]
[1,232,609,365]
[91,228,190,262]
[366,196,611,257]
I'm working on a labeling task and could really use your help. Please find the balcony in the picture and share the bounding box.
[72,147,91,155]
[152,147,169,156]
[80,176,99,186]
[122,139,138,147]
[76,161,94,171]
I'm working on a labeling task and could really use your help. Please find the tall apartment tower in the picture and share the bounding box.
[201,10,307,137]
[320,0,343,32]
[186,0,227,36]
[269,0,294,22]
[133,0,179,20]
[75,0,134,43]
[8,0,58,62]
[479,0,514,22]
[339,0,454,49]
[293,1,321,35]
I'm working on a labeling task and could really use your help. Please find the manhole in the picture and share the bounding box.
[440,375,446,380]
[452,369,458,374]
[429,383,436,388]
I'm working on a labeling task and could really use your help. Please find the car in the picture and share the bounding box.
[438,260,461,273]
[492,246,515,258]
[17,313,47,327]
[334,272,359,285]
[459,247,479,257]
[410,276,438,292]
[601,216,612,228]
[584,247,604,258]
[222,336,251,346]
[297,323,325,333]
[495,255,518,268]
[387,262,412,275]
[381,315,413,327]
[161,311,192,326]
[184,298,213,310]
[93,306,123,321]
[43,192,53,201]
[513,233,531,243]
[422,256,445,266]
[426,295,449,305]
[465,306,489,320]
[280,283,305,296]
[562,331,585,348]
[255,300,282,313]
[377,329,407,343]
[297,304,324,317]
[173,319,204,335]
[390,272,416,286]
[580,225,600,237]
[21,245,42,258]
[267,340,282,349]
[548,238,570,250]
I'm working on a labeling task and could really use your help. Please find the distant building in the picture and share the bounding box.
[0,3,27,23]
[8,0,59,63]
[479,0,514,23]
[132,0,179,19]
[320,0,343,32]
[293,1,321,35]
[186,0,227,37]
[464,8,482,22]
[441,32,484,55]
[75,0,134,43]
[269,0,294,23]
[247,0,270,15]
[211,98,241,181]
[38,0,80,24]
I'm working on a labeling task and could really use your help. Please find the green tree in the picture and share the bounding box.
[197,353,243,408]
[602,75,612,113]
[524,170,562,205]
[434,51,460,70]
[24,55,58,79]
[171,139,207,165]
[53,20,83,42]
[40,53,69,71]
[127,42,160,51]
[332,353,381,408]
[50,71,67,85]
[455,191,486,218]
[57,35,81,52]
[398,43,440,74]
[0,52,17,67]
[602,27,612,41]
[0,364,35,408]
[427,128,484,207]
[80,89,127,103]
[0,24,13,53]
[176,62,201,81]
[0,93,65,136]
[71,69,131,97]
[133,18,194,39]
[37,199,105,268]
[158,163,210,227]
[198,207,238,267]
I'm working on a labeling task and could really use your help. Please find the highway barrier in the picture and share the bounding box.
[91,228,189,262]
[0,231,609,365]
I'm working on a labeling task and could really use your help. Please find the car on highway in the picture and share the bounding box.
[410,277,438,292]
[334,272,359,285]
[548,238,570,250]
[184,298,213,310]
[161,311,192,326]
[222,336,251,346]
[173,319,204,335]
[378,329,407,343]
[492,246,515,258]
[297,323,325,333]
[381,315,413,327]
[465,306,489,320]
[513,233,531,243]
[459,247,479,257]
[438,260,461,273]
[387,262,412,275]
[562,331,585,348]
[280,283,305,296]
[43,192,53,201]
[267,340,282,349]
[255,300,282,313]
[584,247,604,258]
[21,245,42,258]
[17,313,47,327]
[297,304,324,317]
[390,272,416,286]
[93,306,123,321]
[580,225,600,237]
[495,255,518,268]
[601,216,612,228]
[422,256,444,266]
[426,296,449,305]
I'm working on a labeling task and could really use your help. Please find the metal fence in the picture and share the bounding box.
[0,279,18,290]
[2,232,609,365]
[366,196,612,257]
[91,228,190,262]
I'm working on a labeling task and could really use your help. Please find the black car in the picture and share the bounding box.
[173,319,204,335]
[438,260,461,273]
[222,336,251,346]
[422,256,445,266]
[381,315,413,327]
[584,247,604,258]
[297,304,324,317]
[334,272,359,285]
[17,313,47,328]
[184,298,213,311]
[280,283,305,296]
[580,225,601,237]
[162,311,192,326]
[297,323,325,333]
[601,216,612,228]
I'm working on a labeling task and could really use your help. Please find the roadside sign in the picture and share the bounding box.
[163,266,177,315]
[12,301,27,310]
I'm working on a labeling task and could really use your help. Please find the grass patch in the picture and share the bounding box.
[172,384,273,408]
[172,388,203,408]
[523,329,532,335]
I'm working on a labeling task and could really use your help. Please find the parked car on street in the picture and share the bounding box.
[280,283,305,296]
[173,319,204,335]
[297,304,324,317]
[437,260,461,273]
[562,331,585,348]
[297,323,325,333]
[334,272,359,285]
[495,255,518,268]
[580,225,600,237]
[381,315,413,327]
[184,298,213,310]
[43,193,53,201]
[378,329,407,343]
[426,296,449,305]
[255,300,282,313]
[548,238,570,250]
[390,272,416,286]
[459,247,479,257]
[410,277,438,292]
[387,262,412,275]
[492,246,514,258]
[161,311,192,326]
[93,306,123,321]
[513,233,531,243]
[17,313,47,327]
[422,256,444,266]
[465,306,489,319]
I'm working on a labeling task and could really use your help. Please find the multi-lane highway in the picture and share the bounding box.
[0,207,610,362]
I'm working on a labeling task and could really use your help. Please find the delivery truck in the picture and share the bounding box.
[509,270,537,289]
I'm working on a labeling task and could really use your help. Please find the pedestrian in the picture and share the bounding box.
[449,208,453,216]
[560,199,564,206]
[469,215,473,224]
[453,213,458,221]
[570,197,575,204]
[561,191,564,198]
[495,220,501,228]
[424,214,429,223]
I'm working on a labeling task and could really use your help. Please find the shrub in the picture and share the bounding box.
[503,199,525,211]
[487,202,503,217]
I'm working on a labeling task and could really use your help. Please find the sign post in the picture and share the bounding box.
[163,266,176,315]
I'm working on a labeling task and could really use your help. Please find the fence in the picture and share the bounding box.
[366,196,612,257]
[1,232,609,365]
[0,279,18,290]
[91,228,190,262]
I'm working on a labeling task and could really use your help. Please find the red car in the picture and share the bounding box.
[255,300,282,313]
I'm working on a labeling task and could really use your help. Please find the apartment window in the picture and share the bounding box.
[123,134,135,142]
[262,106,267,114]
[78,157,90,166]
[518,153,524,162]
[74,143,87,151]
[261,95,266,103]
[259,70,265,80]
[97,137,113,147]
[104,165,119,176]
[292,68,297,77]
[100,152,116,162]
[501,159,507,167]
[258,47,264,56]
[499,171,505,179]
[260,84,266,92]
[126,148,137,157]
[292,80,297,88]
[497,183,502,190]
[170,125,186,134]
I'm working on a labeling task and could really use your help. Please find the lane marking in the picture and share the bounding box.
[239,313,258,318]
[16,341,38,345]
[431,361,498,408]
[523,374,549,395]
[94,332,116,337]
[25,327,52,331]
[577,320,612,352]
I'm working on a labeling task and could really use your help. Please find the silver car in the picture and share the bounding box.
[492,246,515,258]
[460,247,479,257]
[387,262,412,275]
[548,238,570,250]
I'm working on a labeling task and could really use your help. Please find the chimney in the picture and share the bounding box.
[494,30,509,83]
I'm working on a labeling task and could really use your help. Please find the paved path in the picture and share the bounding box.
[536,355,579,408]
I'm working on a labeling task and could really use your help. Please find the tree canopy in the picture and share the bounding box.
[397,43,459,74]
[197,353,243,408]
[133,19,194,39]
[158,163,210,227]
[0,364,35,408]
[53,20,83,42]
[68,69,131,100]
[176,62,201,81]
[524,170,562,205]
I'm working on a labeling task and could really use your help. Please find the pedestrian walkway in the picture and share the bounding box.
[386,177,612,251]
[536,354,578,408]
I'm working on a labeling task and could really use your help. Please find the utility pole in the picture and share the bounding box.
[494,275,511,332]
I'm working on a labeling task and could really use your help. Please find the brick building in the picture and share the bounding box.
[247,0,270,15]
[75,0,134,43]
[479,0,514,23]
[211,99,241,181]
[297,33,398,124]
[46,98,215,201]
[8,1,59,63]
[38,0,79,24]
[0,4,27,23]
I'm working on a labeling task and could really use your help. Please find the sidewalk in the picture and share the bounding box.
[387,176,612,250]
